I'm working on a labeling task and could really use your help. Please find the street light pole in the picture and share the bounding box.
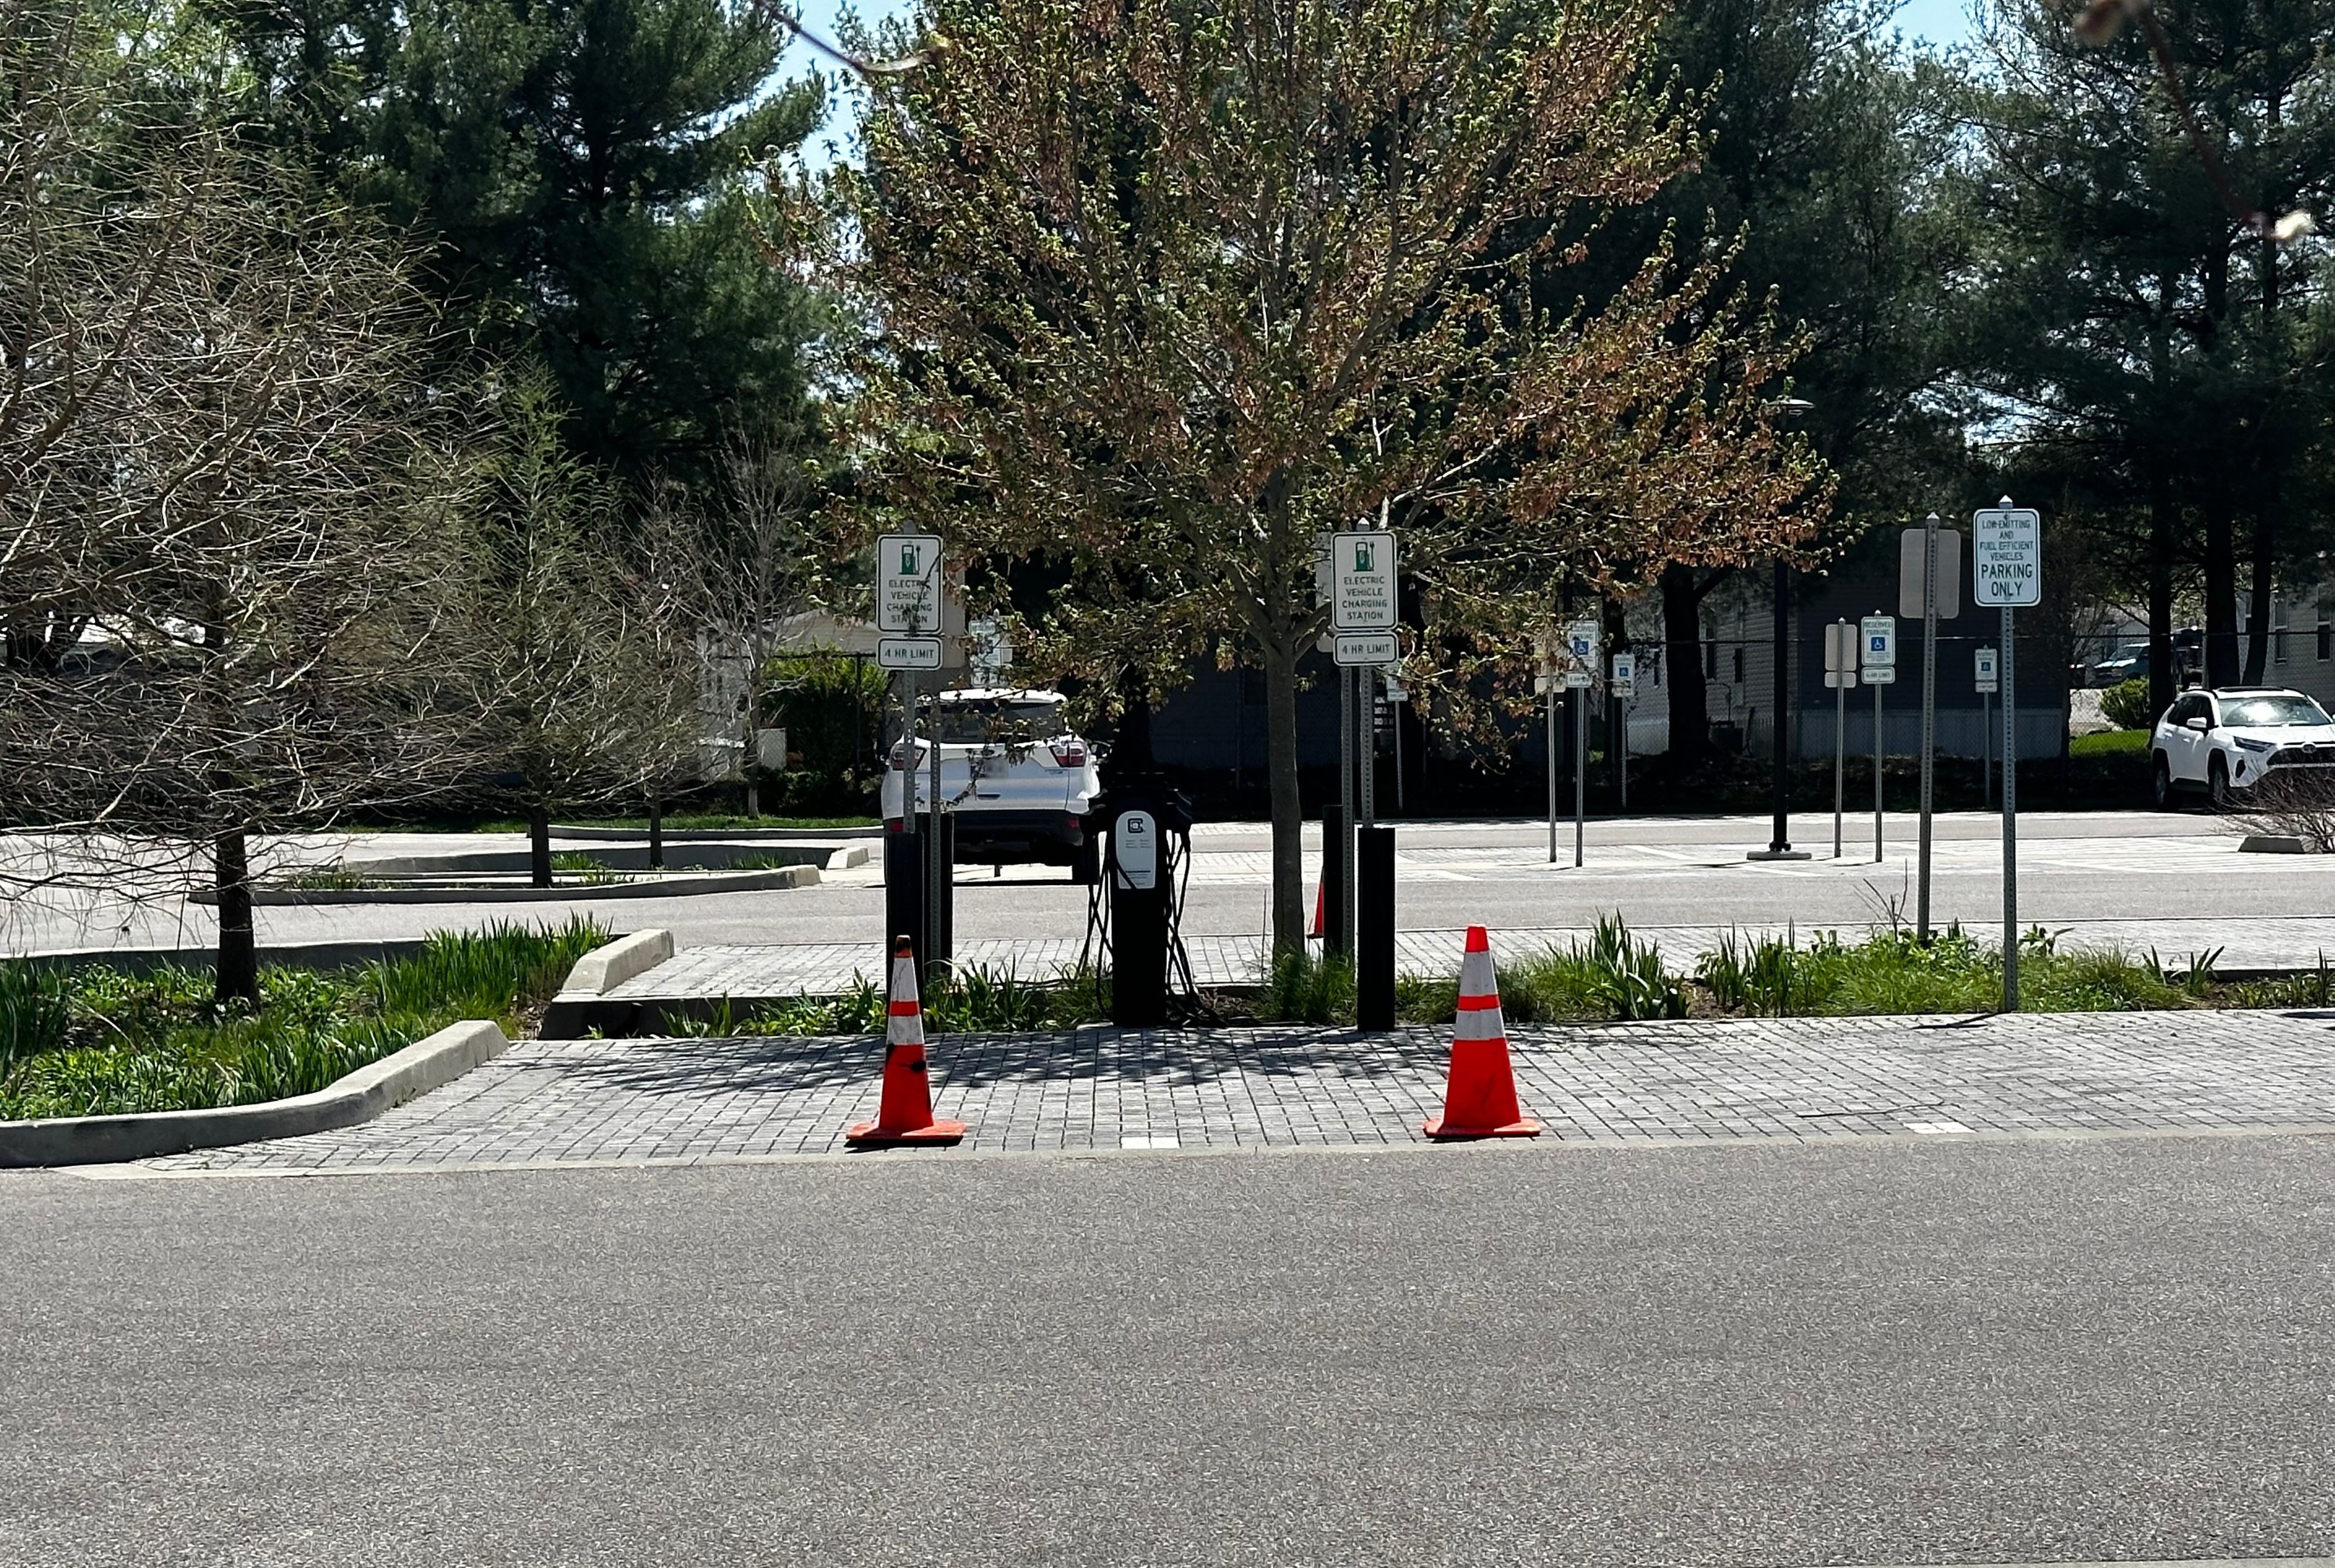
[1748,398,1813,865]
[1747,557,1810,862]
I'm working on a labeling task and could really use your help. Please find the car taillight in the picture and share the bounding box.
[1049,739,1087,767]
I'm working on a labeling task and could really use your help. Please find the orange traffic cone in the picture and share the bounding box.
[845,936,967,1147]
[1423,925,1541,1139]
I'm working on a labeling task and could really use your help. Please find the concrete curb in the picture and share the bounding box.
[541,930,680,1041]
[199,865,821,906]
[553,824,884,843]
[9,938,455,975]
[560,929,674,994]
[2240,834,2314,854]
[0,1020,509,1169]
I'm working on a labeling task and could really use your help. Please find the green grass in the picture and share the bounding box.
[728,852,809,872]
[281,865,384,891]
[2070,728,2149,757]
[1693,922,2190,1015]
[676,961,1116,1037]
[0,919,609,1121]
[550,851,632,885]
[565,813,876,832]
[1501,914,1687,1021]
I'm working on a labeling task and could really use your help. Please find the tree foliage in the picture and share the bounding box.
[1951,0,2334,705]
[0,0,484,997]
[213,0,831,477]
[824,0,1828,947]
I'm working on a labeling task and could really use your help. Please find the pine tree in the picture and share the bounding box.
[215,0,828,477]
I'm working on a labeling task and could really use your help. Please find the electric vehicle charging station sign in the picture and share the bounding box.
[877,534,944,633]
[1330,531,1398,630]
[1113,810,1158,890]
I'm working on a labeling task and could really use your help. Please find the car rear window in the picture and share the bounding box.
[933,700,1065,744]
[2221,696,2330,727]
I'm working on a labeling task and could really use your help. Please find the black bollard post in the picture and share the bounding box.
[1320,803,1349,955]
[884,826,925,976]
[931,810,955,972]
[1356,824,1396,1031]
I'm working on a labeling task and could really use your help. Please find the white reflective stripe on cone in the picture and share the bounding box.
[1459,943,1496,996]
[1455,1000,1506,1042]
[887,953,923,1046]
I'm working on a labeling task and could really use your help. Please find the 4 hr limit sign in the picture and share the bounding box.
[1974,498,2039,1014]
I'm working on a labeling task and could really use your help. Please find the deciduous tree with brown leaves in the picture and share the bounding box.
[0,0,484,1000]
[823,0,1828,950]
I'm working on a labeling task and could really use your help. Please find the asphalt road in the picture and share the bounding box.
[7,1135,2334,1566]
[13,809,2334,955]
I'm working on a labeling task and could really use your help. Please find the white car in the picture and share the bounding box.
[2150,687,2335,809]
[881,688,1104,880]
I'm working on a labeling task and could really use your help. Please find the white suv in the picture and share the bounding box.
[2151,687,2335,809]
[881,688,1104,880]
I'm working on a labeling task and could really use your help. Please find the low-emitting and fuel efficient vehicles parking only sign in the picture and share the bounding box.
[1331,531,1397,631]
[1973,506,2042,607]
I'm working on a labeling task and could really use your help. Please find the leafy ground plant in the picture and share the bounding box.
[1258,949,1355,1025]
[0,918,608,1120]
[1503,916,1687,1022]
[1696,925,2191,1016]
[693,962,1115,1037]
[550,852,632,886]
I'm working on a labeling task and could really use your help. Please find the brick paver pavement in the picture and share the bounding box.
[609,917,2335,1004]
[142,1008,2335,1173]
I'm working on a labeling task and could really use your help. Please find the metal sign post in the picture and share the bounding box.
[1824,622,1858,858]
[1901,518,1962,944]
[1974,500,2041,1010]
[877,532,954,977]
[1385,672,1406,815]
[1332,530,1396,952]
[1543,667,1558,865]
[1344,662,1363,942]
[1566,621,1598,869]
[1861,615,1896,865]
[1610,653,1636,812]
[1975,647,1999,809]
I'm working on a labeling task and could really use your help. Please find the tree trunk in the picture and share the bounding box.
[2244,514,2273,685]
[2147,478,2175,719]
[2204,497,2240,688]
[1659,564,1710,763]
[529,806,552,888]
[1261,640,1304,955]
[214,831,258,1006]
[648,792,665,870]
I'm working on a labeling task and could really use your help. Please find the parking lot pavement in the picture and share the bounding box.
[10,811,2332,957]
[115,1007,2335,1175]
[7,1137,2334,1567]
